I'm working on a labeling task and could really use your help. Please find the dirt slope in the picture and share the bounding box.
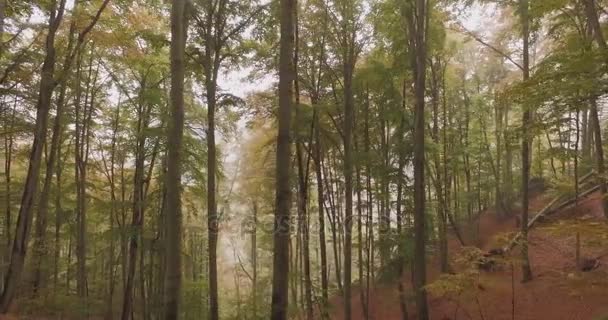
[330,193,608,320]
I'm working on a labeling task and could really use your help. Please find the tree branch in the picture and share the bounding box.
[449,22,524,71]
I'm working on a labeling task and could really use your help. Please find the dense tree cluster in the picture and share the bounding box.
[1,0,608,319]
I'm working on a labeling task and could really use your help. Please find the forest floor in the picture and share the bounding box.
[330,192,608,320]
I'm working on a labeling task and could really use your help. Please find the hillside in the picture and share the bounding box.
[329,193,608,320]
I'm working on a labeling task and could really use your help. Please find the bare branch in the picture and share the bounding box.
[449,22,524,71]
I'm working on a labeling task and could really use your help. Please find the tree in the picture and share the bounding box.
[164,0,187,317]
[520,0,533,283]
[190,2,263,317]
[410,0,429,318]
[0,0,110,310]
[270,0,294,318]
[582,0,608,218]
[0,1,67,311]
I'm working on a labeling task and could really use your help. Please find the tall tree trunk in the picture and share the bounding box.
[324,160,342,291]
[75,47,99,307]
[103,102,121,320]
[520,0,533,283]
[493,89,503,214]
[504,105,513,213]
[2,100,15,293]
[270,0,294,317]
[31,3,79,294]
[164,0,186,317]
[342,52,355,320]
[121,99,151,320]
[296,122,314,320]
[313,110,329,318]
[463,82,473,221]
[410,0,429,318]
[355,167,369,320]
[396,82,409,320]
[364,87,373,314]
[0,0,6,59]
[251,201,258,318]
[581,109,591,164]
[206,66,220,320]
[53,133,65,293]
[0,0,66,311]
[292,9,313,317]
[430,59,448,273]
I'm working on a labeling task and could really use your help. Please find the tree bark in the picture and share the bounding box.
[396,82,409,320]
[121,87,153,320]
[294,23,313,317]
[251,201,258,318]
[163,0,186,317]
[2,100,15,293]
[430,59,448,273]
[520,0,533,283]
[313,110,329,318]
[75,45,97,304]
[104,102,121,320]
[342,56,355,320]
[270,0,294,317]
[410,0,429,318]
[206,59,220,320]
[52,132,65,293]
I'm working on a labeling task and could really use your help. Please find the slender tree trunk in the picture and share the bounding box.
[396,82,409,320]
[520,0,533,283]
[355,167,369,319]
[581,109,591,163]
[313,110,329,318]
[139,230,148,320]
[251,201,258,318]
[75,46,95,304]
[324,161,342,291]
[430,60,448,273]
[104,102,121,320]
[575,109,580,205]
[53,135,65,294]
[67,232,73,293]
[464,85,473,221]
[342,55,355,320]
[493,92,503,214]
[206,68,220,320]
[2,100,15,292]
[121,101,151,320]
[292,12,314,317]
[120,156,128,290]
[504,105,513,213]
[0,0,6,59]
[442,62,454,248]
[364,87,373,314]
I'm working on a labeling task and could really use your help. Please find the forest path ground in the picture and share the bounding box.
[330,192,608,320]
